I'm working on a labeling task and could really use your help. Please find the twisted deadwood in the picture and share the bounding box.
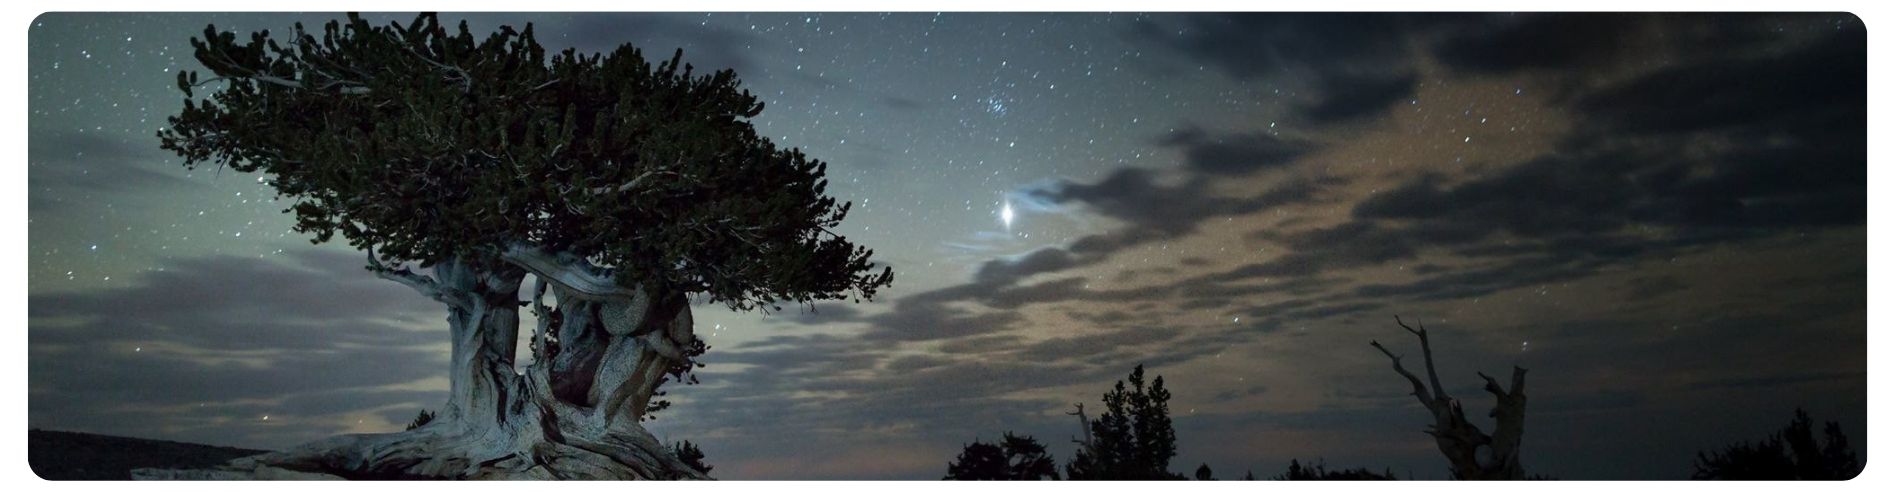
[1370,316,1528,480]
[135,252,705,480]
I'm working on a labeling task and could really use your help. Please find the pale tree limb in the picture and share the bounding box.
[1395,315,1449,402]
[1066,403,1094,449]
[365,247,468,309]
[1370,339,1434,406]
[500,244,645,302]
[1372,315,1531,480]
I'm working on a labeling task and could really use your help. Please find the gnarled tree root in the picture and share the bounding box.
[133,386,706,480]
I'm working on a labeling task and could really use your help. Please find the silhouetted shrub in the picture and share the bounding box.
[944,432,1058,480]
[1693,408,1859,480]
[1274,459,1397,480]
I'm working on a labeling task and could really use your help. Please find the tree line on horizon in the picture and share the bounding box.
[941,323,1863,481]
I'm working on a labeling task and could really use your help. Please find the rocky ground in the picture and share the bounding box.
[27,429,269,480]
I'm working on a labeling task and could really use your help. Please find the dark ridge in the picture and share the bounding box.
[27,429,269,480]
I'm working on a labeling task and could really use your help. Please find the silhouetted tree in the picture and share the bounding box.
[1065,365,1184,480]
[1370,316,1528,480]
[1274,459,1397,480]
[1693,408,1860,480]
[1194,463,1215,480]
[402,409,435,431]
[672,440,712,476]
[943,433,1058,480]
[158,12,891,479]
[1243,470,1256,480]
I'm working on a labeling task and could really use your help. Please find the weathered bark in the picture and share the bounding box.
[136,252,705,480]
[435,259,525,428]
[1370,316,1528,480]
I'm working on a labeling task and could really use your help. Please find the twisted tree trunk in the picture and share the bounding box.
[134,250,706,480]
[1370,316,1528,480]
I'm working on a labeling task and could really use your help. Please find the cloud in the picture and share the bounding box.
[29,130,200,212]
[1294,71,1418,125]
[1129,13,1447,125]
[1575,26,1863,140]
[1128,13,1429,80]
[1031,167,1341,238]
[1157,126,1320,175]
[29,249,449,448]
[1432,13,1649,74]
[1210,21,1866,308]
[973,248,1083,285]
[1432,13,1828,76]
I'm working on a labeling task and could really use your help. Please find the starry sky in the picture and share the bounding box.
[27,12,1866,479]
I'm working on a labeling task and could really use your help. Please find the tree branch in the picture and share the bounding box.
[365,248,466,309]
[1371,340,1435,406]
[1478,371,1507,398]
[1396,315,1449,401]
[500,243,646,303]
[1067,403,1094,448]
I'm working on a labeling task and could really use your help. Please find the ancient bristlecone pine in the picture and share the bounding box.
[135,13,892,480]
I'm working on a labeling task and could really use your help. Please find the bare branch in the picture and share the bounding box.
[1395,316,1450,402]
[1478,371,1506,398]
[1067,403,1094,448]
[365,248,466,309]
[1394,314,1423,336]
[1371,339,1434,406]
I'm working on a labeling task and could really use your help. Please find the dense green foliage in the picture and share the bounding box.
[1693,409,1860,480]
[1066,365,1182,480]
[942,433,1059,480]
[160,13,890,309]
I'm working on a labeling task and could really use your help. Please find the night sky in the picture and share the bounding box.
[28,12,1865,479]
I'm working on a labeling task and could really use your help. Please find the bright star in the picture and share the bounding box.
[1000,201,1015,230]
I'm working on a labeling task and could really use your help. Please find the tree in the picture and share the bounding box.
[943,433,1059,480]
[154,13,891,479]
[402,409,435,431]
[1370,316,1528,480]
[672,440,712,477]
[1693,408,1860,480]
[1194,463,1215,480]
[1065,365,1183,480]
[1273,459,1397,480]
